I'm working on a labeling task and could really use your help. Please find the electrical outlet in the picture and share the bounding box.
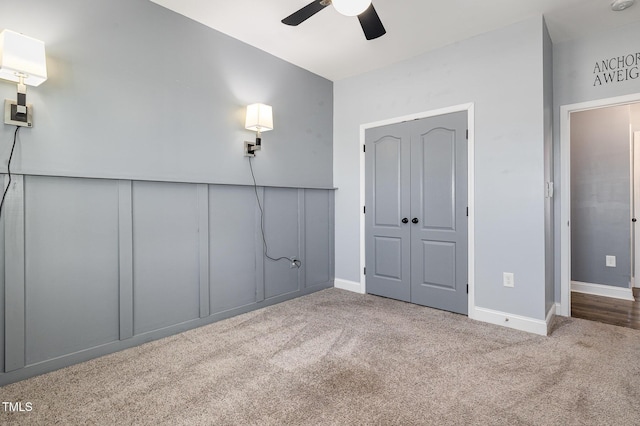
[503,272,514,288]
[289,256,300,269]
[606,255,616,267]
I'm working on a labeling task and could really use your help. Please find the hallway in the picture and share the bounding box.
[571,288,640,330]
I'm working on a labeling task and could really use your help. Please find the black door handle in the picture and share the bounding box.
[412,218,419,224]
[402,218,409,224]
[633,218,637,223]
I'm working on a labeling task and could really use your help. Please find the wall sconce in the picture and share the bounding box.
[244,103,273,157]
[0,29,47,128]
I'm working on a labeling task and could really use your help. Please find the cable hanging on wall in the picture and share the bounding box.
[0,126,20,219]
[249,156,302,269]
[0,30,47,219]
[243,103,301,268]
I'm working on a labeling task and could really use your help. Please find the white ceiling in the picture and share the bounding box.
[150,0,640,81]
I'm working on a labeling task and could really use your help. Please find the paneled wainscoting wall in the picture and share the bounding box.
[0,174,335,385]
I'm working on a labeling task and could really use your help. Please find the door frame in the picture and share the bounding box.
[559,93,640,316]
[633,131,640,288]
[359,102,475,315]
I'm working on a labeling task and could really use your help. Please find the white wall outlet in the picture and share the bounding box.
[606,255,616,267]
[503,272,515,288]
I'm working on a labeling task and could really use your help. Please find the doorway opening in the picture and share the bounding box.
[560,93,640,318]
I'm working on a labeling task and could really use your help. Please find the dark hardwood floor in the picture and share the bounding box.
[571,288,640,330]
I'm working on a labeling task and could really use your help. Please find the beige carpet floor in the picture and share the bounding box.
[1,288,639,425]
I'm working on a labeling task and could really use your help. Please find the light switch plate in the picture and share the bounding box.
[545,182,554,198]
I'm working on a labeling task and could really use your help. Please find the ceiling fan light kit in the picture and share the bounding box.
[611,0,635,11]
[282,0,386,40]
[332,0,371,16]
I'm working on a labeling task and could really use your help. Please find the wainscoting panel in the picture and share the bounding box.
[209,185,258,314]
[23,176,121,366]
[118,180,134,340]
[132,181,201,335]
[0,175,334,386]
[4,175,25,372]
[263,188,301,299]
[0,176,5,373]
[304,189,333,288]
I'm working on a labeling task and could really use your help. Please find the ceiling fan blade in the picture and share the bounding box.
[282,0,329,26]
[357,3,386,40]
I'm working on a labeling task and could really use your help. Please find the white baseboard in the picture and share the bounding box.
[555,302,562,316]
[470,306,549,336]
[571,281,635,301]
[334,278,364,294]
[337,280,557,336]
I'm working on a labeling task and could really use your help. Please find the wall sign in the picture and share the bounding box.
[593,52,640,86]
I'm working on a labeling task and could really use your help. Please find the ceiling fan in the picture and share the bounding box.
[282,0,386,40]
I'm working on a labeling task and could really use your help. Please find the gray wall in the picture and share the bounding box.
[0,0,335,384]
[0,0,333,188]
[553,21,640,300]
[543,20,555,313]
[334,16,550,320]
[571,106,632,288]
[2,174,334,384]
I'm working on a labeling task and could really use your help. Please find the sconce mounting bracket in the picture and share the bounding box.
[244,141,261,157]
[4,99,33,127]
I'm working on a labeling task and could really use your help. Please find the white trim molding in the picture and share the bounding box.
[546,303,557,336]
[571,281,635,301]
[470,306,550,336]
[334,278,365,294]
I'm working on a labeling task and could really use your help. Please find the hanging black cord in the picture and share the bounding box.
[248,156,301,268]
[0,126,20,219]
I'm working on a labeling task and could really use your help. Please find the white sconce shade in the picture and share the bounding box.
[245,103,273,132]
[332,0,372,16]
[0,30,47,87]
